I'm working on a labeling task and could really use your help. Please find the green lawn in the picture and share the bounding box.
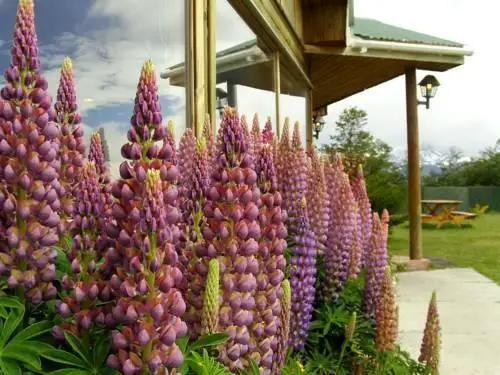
[388,212,500,283]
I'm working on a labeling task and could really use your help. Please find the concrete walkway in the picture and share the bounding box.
[396,268,500,375]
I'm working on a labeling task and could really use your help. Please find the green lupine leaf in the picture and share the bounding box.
[9,320,52,345]
[189,333,229,351]
[41,349,88,369]
[0,358,22,375]
[63,331,91,365]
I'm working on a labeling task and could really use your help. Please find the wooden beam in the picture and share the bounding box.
[227,82,237,108]
[304,44,464,70]
[305,89,313,152]
[273,51,281,138]
[405,67,422,260]
[227,0,312,88]
[302,0,347,45]
[185,0,207,137]
[206,0,216,130]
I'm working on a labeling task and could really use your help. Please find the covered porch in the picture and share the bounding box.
[161,0,472,261]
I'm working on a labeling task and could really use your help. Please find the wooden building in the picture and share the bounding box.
[161,0,472,261]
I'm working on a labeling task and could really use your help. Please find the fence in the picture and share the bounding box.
[422,186,500,211]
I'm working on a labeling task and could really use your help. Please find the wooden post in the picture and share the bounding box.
[185,0,207,138]
[305,89,313,152]
[273,51,281,138]
[206,0,216,131]
[405,67,422,260]
[227,82,237,108]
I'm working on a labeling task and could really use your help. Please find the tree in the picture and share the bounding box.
[322,107,407,213]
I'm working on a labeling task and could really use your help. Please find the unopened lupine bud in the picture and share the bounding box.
[345,311,357,341]
[419,291,440,375]
[201,259,220,335]
[88,130,111,186]
[261,117,274,145]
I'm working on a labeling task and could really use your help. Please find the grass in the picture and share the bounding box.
[388,212,500,283]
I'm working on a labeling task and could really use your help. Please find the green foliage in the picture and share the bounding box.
[424,139,500,187]
[322,106,407,213]
[41,331,118,375]
[0,296,53,374]
[295,276,426,375]
[177,333,232,374]
[471,203,488,215]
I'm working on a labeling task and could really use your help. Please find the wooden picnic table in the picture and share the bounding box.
[421,200,477,227]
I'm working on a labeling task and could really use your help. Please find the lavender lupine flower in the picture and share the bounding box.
[351,165,372,266]
[348,205,362,280]
[166,120,177,166]
[261,117,273,145]
[381,208,390,245]
[0,0,60,304]
[253,144,287,373]
[306,146,329,255]
[289,198,317,350]
[248,113,261,159]
[178,128,196,190]
[106,170,186,374]
[272,279,291,374]
[419,291,440,375]
[241,114,251,140]
[202,108,262,372]
[323,157,357,303]
[54,161,112,337]
[363,213,388,320]
[181,138,212,338]
[375,267,398,352]
[88,130,111,185]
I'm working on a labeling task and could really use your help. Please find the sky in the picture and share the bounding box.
[0,0,493,175]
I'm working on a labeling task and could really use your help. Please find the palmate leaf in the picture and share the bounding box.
[189,333,229,352]
[63,331,92,366]
[41,349,88,369]
[0,358,22,375]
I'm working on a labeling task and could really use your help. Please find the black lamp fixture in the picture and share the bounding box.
[312,115,326,139]
[418,74,440,109]
[216,87,228,119]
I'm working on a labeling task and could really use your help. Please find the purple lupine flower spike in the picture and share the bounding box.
[351,165,372,266]
[180,137,213,338]
[323,155,357,303]
[288,197,317,350]
[363,212,388,320]
[261,117,274,145]
[107,168,186,374]
[254,144,287,374]
[202,114,217,175]
[54,161,113,337]
[88,131,111,185]
[203,108,262,372]
[248,113,261,159]
[306,146,329,256]
[0,0,60,304]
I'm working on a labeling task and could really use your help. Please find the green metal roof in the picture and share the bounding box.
[352,18,464,48]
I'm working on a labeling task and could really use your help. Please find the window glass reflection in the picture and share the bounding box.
[0,0,185,176]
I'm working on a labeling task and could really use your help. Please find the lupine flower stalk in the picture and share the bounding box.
[201,258,220,335]
[381,208,390,245]
[419,291,440,375]
[306,146,329,255]
[106,170,186,374]
[178,128,196,191]
[203,114,217,174]
[166,120,177,166]
[363,212,388,320]
[375,267,398,352]
[181,138,212,338]
[202,108,262,372]
[347,207,362,280]
[351,165,372,265]
[272,279,291,374]
[54,161,112,338]
[88,130,111,186]
[241,114,250,140]
[261,117,273,145]
[254,144,287,374]
[289,198,317,350]
[248,113,261,158]
[323,156,357,303]
[0,0,60,304]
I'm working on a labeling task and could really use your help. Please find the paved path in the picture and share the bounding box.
[396,268,500,375]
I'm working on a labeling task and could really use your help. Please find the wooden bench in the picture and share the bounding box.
[421,213,433,223]
[451,211,477,219]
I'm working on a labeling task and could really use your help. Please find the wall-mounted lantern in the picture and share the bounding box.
[312,115,326,139]
[418,75,440,109]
